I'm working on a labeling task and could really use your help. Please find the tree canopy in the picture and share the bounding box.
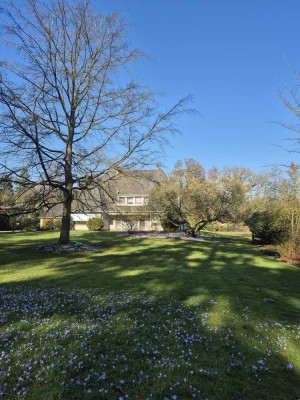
[150,160,253,236]
[0,0,190,243]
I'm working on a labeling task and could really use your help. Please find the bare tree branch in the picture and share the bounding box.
[0,0,192,242]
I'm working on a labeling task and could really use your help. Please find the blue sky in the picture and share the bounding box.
[98,0,300,172]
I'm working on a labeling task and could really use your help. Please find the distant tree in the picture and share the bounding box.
[280,162,300,237]
[277,73,300,259]
[278,83,300,153]
[0,175,14,229]
[245,163,300,254]
[0,175,14,209]
[150,160,251,236]
[219,166,256,222]
[0,0,191,244]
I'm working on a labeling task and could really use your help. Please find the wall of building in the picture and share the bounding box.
[109,218,163,232]
[74,223,89,231]
[47,214,165,232]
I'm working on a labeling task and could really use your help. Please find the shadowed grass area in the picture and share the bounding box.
[0,231,299,399]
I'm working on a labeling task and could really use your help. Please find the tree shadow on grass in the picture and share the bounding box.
[0,285,299,400]
[0,232,299,399]
[1,233,299,323]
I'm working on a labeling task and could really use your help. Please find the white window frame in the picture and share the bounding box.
[117,195,149,206]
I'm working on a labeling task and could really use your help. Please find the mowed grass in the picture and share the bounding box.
[0,231,299,399]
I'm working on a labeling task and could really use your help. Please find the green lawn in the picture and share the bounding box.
[0,231,299,399]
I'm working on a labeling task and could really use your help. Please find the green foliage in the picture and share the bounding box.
[53,219,62,231]
[245,163,300,246]
[18,217,40,231]
[246,209,290,244]
[0,176,15,223]
[151,160,252,236]
[160,211,181,232]
[87,217,103,231]
[277,234,300,262]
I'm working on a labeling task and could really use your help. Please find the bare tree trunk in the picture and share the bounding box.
[59,191,72,244]
[59,127,74,245]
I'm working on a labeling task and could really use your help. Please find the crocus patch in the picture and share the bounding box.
[0,287,298,399]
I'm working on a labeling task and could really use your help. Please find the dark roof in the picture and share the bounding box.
[105,168,167,197]
[41,168,167,217]
[41,203,63,218]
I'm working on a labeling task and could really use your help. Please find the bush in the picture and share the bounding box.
[277,234,300,262]
[245,209,290,244]
[87,217,103,231]
[41,220,55,231]
[52,219,62,230]
[19,217,40,231]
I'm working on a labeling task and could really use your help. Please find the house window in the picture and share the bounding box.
[116,219,125,229]
[151,215,158,223]
[117,195,149,205]
[139,220,146,230]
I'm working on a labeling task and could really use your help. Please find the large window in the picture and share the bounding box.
[117,196,149,205]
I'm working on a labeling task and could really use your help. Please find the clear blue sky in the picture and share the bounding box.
[99,0,300,172]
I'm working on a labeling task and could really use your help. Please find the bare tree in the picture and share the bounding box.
[278,75,300,153]
[0,0,190,243]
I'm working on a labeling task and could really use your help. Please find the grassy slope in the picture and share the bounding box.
[0,231,299,399]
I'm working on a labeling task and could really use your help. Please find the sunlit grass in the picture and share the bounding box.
[0,231,299,399]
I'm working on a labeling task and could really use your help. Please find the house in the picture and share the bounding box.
[40,167,166,231]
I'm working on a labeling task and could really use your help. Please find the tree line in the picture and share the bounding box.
[149,159,300,262]
[1,155,299,261]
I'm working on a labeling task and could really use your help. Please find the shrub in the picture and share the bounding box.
[245,209,290,244]
[87,217,103,231]
[277,234,300,262]
[53,219,62,230]
[41,220,55,231]
[19,217,40,231]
